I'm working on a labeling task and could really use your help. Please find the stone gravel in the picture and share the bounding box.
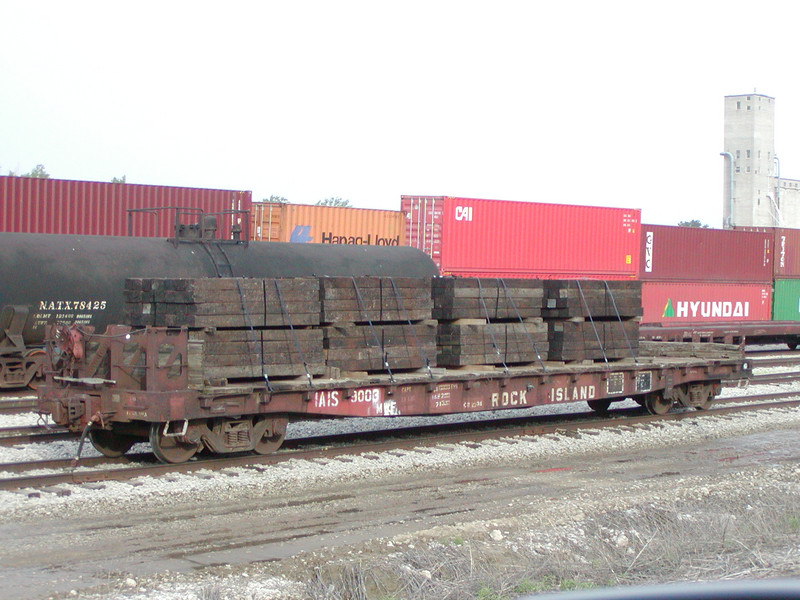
[3,357,800,599]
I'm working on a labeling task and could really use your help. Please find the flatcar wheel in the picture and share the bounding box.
[694,397,713,411]
[691,388,714,411]
[89,429,136,458]
[149,422,199,464]
[25,349,46,390]
[644,392,673,416]
[587,399,612,413]
[253,416,288,455]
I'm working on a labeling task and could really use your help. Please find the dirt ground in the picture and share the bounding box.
[2,409,800,600]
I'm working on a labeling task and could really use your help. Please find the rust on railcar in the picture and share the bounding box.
[39,325,748,436]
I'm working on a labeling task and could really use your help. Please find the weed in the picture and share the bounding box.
[476,584,508,600]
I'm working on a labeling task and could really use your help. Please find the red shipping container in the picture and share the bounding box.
[641,281,772,325]
[0,176,252,238]
[640,224,772,283]
[735,226,800,279]
[401,196,641,279]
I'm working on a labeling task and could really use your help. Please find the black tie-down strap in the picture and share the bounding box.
[476,278,509,375]
[387,277,434,379]
[497,278,547,372]
[574,280,610,368]
[234,278,272,395]
[233,278,316,395]
[273,279,314,387]
[603,280,638,364]
[351,277,395,383]
[573,280,639,367]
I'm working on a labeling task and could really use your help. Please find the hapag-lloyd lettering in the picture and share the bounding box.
[675,301,749,319]
[320,232,400,245]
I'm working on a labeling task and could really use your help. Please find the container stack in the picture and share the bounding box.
[432,278,548,367]
[737,227,800,321]
[402,196,641,280]
[319,277,436,373]
[0,175,251,238]
[543,280,641,362]
[639,225,773,326]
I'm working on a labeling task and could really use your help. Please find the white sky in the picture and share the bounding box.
[3,1,800,228]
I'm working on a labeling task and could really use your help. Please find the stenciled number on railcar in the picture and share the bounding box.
[38,300,108,311]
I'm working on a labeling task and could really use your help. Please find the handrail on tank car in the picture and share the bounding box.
[171,207,250,246]
[126,207,162,237]
[125,206,250,244]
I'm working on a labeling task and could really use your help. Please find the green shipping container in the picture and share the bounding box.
[772,279,800,320]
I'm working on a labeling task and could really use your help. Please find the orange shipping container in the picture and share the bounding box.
[250,202,406,245]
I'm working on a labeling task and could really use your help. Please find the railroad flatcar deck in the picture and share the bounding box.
[37,324,748,463]
[640,321,800,347]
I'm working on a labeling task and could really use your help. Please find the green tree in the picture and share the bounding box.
[111,175,126,183]
[23,164,50,178]
[316,197,351,207]
[263,195,289,203]
[677,219,709,228]
[5,164,50,178]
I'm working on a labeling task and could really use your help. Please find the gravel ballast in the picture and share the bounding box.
[2,364,800,599]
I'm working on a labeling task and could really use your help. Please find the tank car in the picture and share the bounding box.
[0,221,439,388]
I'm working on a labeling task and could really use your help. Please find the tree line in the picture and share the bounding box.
[2,166,351,207]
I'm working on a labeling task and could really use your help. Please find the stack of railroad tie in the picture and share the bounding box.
[542,280,642,362]
[319,277,436,373]
[432,278,549,367]
[123,276,437,383]
[123,277,326,382]
[122,276,642,383]
[431,277,641,366]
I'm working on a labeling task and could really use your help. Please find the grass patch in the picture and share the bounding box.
[303,488,800,599]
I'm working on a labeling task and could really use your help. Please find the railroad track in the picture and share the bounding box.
[742,371,800,385]
[1,350,798,494]
[0,397,37,415]
[0,424,71,446]
[3,389,800,495]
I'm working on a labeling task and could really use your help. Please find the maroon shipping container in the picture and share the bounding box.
[641,281,772,325]
[735,226,800,279]
[640,224,772,283]
[0,176,252,238]
[401,196,641,279]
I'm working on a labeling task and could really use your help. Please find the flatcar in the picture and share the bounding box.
[38,316,747,464]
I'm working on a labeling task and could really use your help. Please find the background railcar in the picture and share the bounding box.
[0,224,439,389]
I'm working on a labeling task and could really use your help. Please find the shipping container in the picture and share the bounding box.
[401,196,641,279]
[251,202,406,245]
[641,281,772,325]
[735,226,800,279]
[772,279,800,321]
[0,176,252,238]
[640,224,772,283]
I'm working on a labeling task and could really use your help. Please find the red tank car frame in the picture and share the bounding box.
[38,324,748,463]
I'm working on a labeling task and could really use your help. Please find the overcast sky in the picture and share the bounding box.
[3,1,800,228]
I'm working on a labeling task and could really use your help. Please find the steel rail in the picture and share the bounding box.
[3,391,800,493]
